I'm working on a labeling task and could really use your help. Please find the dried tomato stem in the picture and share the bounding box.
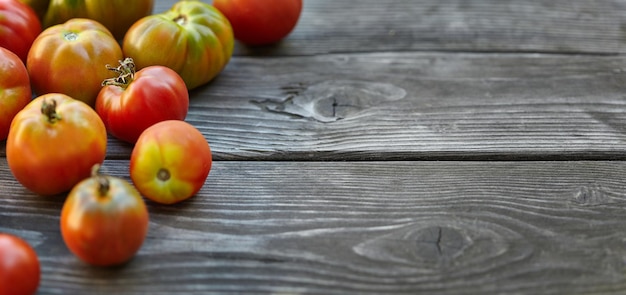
[91,164,110,197]
[41,99,61,123]
[101,57,136,89]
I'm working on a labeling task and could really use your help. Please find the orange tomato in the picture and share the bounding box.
[0,233,40,295]
[0,47,31,141]
[6,93,107,196]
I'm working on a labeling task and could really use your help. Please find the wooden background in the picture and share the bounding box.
[3,0,626,294]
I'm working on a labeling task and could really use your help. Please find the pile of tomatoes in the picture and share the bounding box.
[0,0,302,293]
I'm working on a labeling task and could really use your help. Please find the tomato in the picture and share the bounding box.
[0,47,31,141]
[27,18,123,106]
[6,93,107,196]
[213,0,302,46]
[130,120,212,204]
[39,0,154,40]
[123,0,234,90]
[96,57,189,144]
[0,0,41,62]
[0,233,40,295]
[61,166,149,266]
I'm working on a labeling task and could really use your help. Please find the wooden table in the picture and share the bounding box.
[3,0,626,294]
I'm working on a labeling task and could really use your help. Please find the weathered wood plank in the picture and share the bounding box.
[35,52,624,161]
[155,0,626,56]
[2,159,626,294]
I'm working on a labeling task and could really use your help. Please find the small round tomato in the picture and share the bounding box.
[130,120,212,204]
[0,47,31,141]
[0,233,40,295]
[213,0,302,46]
[96,57,189,144]
[61,166,149,266]
[41,0,154,40]
[0,0,41,62]
[6,93,107,196]
[27,18,123,106]
[123,0,234,90]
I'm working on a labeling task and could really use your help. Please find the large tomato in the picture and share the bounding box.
[213,0,302,46]
[6,93,107,196]
[0,47,31,141]
[61,166,149,266]
[96,57,189,144]
[0,233,40,295]
[27,18,123,106]
[130,120,212,204]
[0,0,41,62]
[123,0,234,90]
[19,0,153,40]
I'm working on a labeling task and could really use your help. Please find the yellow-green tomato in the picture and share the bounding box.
[123,0,234,90]
[130,120,212,204]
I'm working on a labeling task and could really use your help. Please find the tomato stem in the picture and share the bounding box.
[101,57,136,89]
[173,14,187,26]
[91,164,110,197]
[157,169,171,181]
[41,99,61,123]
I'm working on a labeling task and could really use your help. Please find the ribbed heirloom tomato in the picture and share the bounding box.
[0,0,41,62]
[96,57,189,144]
[6,93,107,196]
[0,47,31,141]
[61,167,149,266]
[27,18,123,106]
[0,233,40,295]
[130,120,212,204]
[123,0,234,90]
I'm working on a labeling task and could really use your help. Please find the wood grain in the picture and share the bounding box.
[3,159,626,294]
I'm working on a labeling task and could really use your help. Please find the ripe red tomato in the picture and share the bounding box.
[96,58,189,144]
[61,167,149,266]
[0,0,41,62]
[0,233,40,295]
[39,0,154,40]
[6,93,107,196]
[213,0,302,46]
[130,120,212,204]
[0,47,31,141]
[123,0,234,90]
[27,18,123,106]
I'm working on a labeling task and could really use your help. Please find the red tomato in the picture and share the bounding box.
[61,166,149,266]
[0,0,41,62]
[27,18,123,106]
[130,120,212,204]
[6,93,107,196]
[0,233,40,295]
[123,0,234,90]
[96,58,189,144]
[0,47,31,141]
[213,0,302,46]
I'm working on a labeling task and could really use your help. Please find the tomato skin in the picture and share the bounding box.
[130,120,212,204]
[0,0,41,62]
[0,47,31,141]
[0,233,40,295]
[41,0,154,40]
[6,93,107,196]
[123,0,234,90]
[27,18,123,106]
[213,0,302,46]
[96,59,189,144]
[61,171,149,266]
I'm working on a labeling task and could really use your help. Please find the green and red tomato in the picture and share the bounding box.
[123,0,234,90]
[130,120,212,204]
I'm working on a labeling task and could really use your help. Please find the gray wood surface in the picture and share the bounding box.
[2,0,626,294]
